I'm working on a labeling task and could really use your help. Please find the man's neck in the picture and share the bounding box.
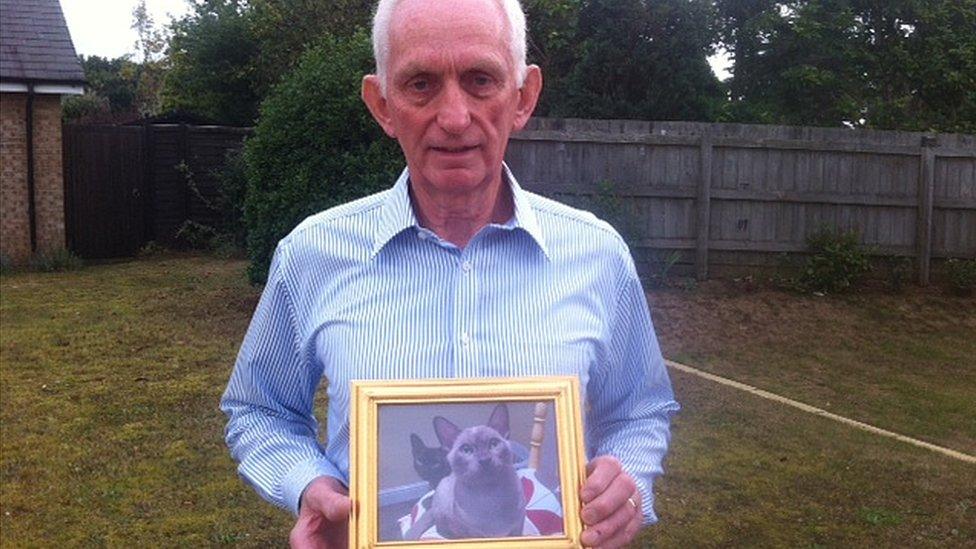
[410,177,514,249]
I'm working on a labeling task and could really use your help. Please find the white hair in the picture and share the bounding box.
[371,0,528,96]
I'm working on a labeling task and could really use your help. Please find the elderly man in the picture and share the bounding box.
[221,0,678,547]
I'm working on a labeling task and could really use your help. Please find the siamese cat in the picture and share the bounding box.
[404,404,526,540]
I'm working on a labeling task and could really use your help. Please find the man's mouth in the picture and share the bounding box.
[431,145,479,154]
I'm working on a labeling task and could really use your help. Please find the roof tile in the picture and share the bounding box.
[0,0,85,83]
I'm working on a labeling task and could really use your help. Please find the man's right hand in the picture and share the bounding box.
[289,476,351,549]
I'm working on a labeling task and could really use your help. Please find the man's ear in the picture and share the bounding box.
[511,65,542,132]
[362,74,397,138]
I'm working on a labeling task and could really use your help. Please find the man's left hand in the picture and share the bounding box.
[579,455,643,548]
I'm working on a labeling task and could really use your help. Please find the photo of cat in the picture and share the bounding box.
[376,401,565,542]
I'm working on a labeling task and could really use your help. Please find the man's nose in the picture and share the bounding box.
[436,82,471,134]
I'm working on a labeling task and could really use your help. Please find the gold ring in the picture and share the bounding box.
[627,496,638,510]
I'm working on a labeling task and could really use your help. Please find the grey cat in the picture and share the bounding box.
[404,404,526,540]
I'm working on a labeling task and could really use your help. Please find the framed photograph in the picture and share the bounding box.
[350,376,586,548]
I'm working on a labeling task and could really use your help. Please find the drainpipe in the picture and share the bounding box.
[26,82,37,252]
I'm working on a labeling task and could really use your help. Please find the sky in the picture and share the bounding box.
[58,0,732,79]
[60,0,190,60]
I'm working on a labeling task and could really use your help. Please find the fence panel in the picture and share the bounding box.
[506,118,976,283]
[63,125,146,258]
[63,123,250,256]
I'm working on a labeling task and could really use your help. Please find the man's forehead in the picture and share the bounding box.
[388,0,509,55]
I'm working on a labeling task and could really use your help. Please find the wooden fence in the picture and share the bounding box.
[505,118,976,283]
[64,119,975,283]
[63,123,250,258]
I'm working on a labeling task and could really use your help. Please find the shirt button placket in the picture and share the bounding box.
[455,253,477,377]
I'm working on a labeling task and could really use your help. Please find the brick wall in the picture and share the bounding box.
[0,92,66,265]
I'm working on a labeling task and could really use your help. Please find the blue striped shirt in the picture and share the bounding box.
[221,165,679,523]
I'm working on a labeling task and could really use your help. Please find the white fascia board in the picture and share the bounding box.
[0,82,85,95]
[0,82,29,92]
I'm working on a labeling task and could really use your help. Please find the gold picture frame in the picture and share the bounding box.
[350,376,586,548]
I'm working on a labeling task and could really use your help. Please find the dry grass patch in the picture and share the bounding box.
[2,256,972,547]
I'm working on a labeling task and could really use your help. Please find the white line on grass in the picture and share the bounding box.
[665,359,976,465]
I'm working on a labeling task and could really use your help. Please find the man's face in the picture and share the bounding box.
[363,0,540,199]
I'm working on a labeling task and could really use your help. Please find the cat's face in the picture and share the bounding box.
[433,404,515,481]
[411,433,451,484]
[447,425,514,479]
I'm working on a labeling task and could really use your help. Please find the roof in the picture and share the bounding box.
[0,0,85,84]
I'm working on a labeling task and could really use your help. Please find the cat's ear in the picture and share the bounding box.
[410,433,426,455]
[488,403,510,438]
[433,416,460,449]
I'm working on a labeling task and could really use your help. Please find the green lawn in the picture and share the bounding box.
[649,281,976,455]
[1,255,973,547]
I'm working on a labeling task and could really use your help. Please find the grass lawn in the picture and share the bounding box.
[1,255,973,546]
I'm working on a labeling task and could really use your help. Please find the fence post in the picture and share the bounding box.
[696,132,713,280]
[916,135,936,286]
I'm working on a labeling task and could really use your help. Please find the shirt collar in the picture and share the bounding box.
[370,163,550,259]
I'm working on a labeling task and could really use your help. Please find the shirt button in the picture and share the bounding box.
[461,260,472,273]
[460,332,470,346]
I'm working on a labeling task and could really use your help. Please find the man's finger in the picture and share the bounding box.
[581,472,636,525]
[581,456,623,503]
[322,494,352,523]
[588,505,642,549]
[580,490,635,546]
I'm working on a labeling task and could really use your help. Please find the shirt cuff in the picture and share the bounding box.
[281,456,345,516]
[634,476,658,525]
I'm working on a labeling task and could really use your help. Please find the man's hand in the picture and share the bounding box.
[290,476,351,549]
[580,456,643,548]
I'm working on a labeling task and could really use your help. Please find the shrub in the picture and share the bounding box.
[648,250,681,289]
[945,258,976,296]
[171,148,250,257]
[243,29,402,283]
[0,254,13,274]
[882,256,913,293]
[214,148,249,250]
[29,249,84,272]
[797,226,871,293]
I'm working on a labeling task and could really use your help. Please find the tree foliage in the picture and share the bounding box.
[162,0,260,126]
[527,0,724,121]
[717,0,976,132]
[63,55,142,123]
[162,0,374,126]
[130,0,168,116]
[243,30,402,283]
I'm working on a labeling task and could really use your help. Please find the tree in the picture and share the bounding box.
[130,0,168,117]
[522,0,583,116]
[547,0,724,121]
[162,0,260,126]
[63,55,140,123]
[161,0,375,126]
[247,0,374,98]
[243,31,402,283]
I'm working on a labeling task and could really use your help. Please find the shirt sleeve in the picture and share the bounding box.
[585,262,680,525]
[220,243,343,516]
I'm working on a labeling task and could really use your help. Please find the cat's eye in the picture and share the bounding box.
[488,438,500,448]
[460,444,473,454]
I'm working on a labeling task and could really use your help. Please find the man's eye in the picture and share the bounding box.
[471,74,493,87]
[409,79,429,92]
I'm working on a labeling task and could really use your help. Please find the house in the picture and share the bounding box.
[0,0,84,265]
